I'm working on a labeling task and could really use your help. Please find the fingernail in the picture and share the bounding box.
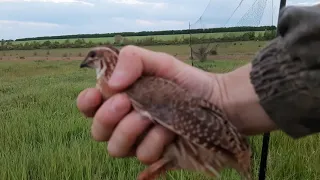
[109,70,127,87]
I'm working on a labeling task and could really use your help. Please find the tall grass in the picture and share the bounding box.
[1,59,319,180]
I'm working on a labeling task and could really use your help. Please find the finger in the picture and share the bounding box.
[119,125,154,158]
[136,125,176,165]
[107,110,152,157]
[108,45,187,90]
[91,93,131,141]
[76,88,102,117]
[108,45,215,100]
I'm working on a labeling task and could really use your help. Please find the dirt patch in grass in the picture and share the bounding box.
[0,54,253,62]
[0,41,262,62]
[0,56,84,61]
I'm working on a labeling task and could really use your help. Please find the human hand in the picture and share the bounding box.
[76,45,227,165]
[76,45,276,166]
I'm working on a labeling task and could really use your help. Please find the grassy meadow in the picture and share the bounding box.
[1,41,266,62]
[1,42,320,180]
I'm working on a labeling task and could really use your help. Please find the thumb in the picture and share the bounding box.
[108,45,186,90]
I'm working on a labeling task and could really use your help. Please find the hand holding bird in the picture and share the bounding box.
[78,45,255,180]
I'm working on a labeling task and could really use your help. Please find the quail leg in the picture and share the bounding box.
[137,157,174,180]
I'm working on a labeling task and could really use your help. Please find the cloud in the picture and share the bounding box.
[135,19,185,26]
[0,0,317,40]
[0,0,94,5]
[0,20,61,27]
[135,19,155,26]
[0,20,70,39]
[287,0,319,6]
[107,0,146,5]
[106,0,168,9]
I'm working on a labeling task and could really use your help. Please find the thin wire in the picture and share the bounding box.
[189,0,267,58]
[272,0,274,25]
[190,0,212,26]
[236,0,267,26]
[223,0,246,26]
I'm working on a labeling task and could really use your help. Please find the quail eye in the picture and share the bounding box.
[88,51,96,58]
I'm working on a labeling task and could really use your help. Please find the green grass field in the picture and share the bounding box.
[1,41,266,62]
[1,43,320,180]
[12,31,265,45]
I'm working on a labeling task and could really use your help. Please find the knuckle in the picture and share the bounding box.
[121,45,137,52]
[94,97,118,125]
[136,126,176,165]
[119,45,136,56]
[112,93,131,112]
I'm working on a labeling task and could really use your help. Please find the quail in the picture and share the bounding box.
[80,46,252,180]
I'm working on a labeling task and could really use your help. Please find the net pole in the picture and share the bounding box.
[258,1,287,180]
[272,0,274,25]
[189,22,194,65]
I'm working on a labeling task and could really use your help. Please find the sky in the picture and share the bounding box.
[0,0,318,40]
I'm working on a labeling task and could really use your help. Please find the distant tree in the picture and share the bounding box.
[30,41,41,49]
[2,27,280,50]
[256,32,264,41]
[263,30,276,40]
[42,40,52,49]
[51,41,60,49]
[63,39,71,48]
[242,32,255,41]
[191,44,211,62]
[74,38,88,48]
[114,35,123,44]
[12,25,275,42]
[5,41,13,50]
[86,40,95,48]
[0,39,5,50]
[123,37,132,45]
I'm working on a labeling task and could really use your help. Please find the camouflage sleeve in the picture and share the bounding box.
[249,36,320,139]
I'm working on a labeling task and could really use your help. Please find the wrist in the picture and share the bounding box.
[216,63,278,136]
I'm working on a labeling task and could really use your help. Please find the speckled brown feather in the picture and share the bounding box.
[127,76,252,179]
[80,46,252,180]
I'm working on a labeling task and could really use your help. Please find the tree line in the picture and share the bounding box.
[0,30,276,51]
[12,26,276,42]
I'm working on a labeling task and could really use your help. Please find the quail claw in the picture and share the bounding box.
[137,157,174,180]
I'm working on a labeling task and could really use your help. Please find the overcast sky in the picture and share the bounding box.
[0,0,318,40]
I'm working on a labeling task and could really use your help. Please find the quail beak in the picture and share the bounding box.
[80,57,91,68]
[80,62,88,68]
